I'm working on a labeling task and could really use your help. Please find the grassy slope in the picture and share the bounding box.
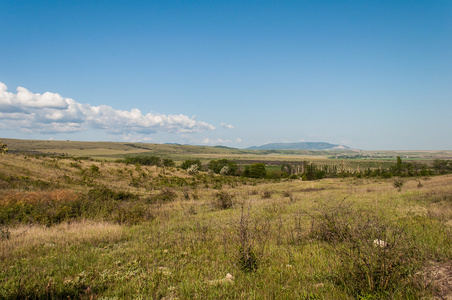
[1,144,452,299]
[3,138,451,163]
[0,138,354,161]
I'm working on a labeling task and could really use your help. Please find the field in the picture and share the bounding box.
[1,139,451,299]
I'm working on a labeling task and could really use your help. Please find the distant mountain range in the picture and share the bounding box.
[246,142,354,151]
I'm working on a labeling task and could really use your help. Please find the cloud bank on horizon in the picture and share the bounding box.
[0,82,216,137]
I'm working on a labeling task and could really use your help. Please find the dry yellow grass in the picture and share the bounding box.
[1,148,451,299]
[0,220,126,260]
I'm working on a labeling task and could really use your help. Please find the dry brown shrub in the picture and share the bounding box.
[1,189,80,206]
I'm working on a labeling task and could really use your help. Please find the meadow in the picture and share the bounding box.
[1,139,451,299]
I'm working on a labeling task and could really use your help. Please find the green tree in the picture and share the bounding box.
[395,156,403,175]
[208,159,238,175]
[162,158,175,167]
[244,163,267,178]
[302,162,325,180]
[180,159,202,170]
[432,159,452,174]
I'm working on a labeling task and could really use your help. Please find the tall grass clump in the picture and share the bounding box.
[235,206,259,272]
[212,190,234,210]
[307,201,425,298]
[230,206,271,273]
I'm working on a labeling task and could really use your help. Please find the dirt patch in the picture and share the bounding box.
[425,261,452,299]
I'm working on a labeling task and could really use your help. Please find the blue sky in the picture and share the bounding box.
[1,0,451,150]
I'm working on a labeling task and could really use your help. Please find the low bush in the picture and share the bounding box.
[0,140,7,154]
[393,177,405,191]
[243,163,267,178]
[212,191,234,209]
[187,164,199,175]
[148,187,177,204]
[124,155,162,166]
[0,172,55,190]
[86,185,138,202]
[112,202,153,225]
[0,186,143,226]
[307,202,424,298]
[208,159,238,175]
[180,159,202,170]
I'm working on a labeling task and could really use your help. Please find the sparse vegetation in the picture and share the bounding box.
[308,201,423,298]
[1,141,451,299]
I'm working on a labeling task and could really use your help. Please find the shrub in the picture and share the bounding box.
[124,155,162,166]
[393,177,405,191]
[307,201,354,243]
[187,164,199,175]
[69,162,82,169]
[220,166,230,175]
[148,187,177,204]
[208,159,238,175]
[80,164,101,180]
[307,202,423,298]
[162,158,175,167]
[243,163,267,178]
[238,245,259,273]
[0,140,8,154]
[112,202,153,225]
[302,163,325,180]
[266,171,284,179]
[212,191,234,209]
[0,225,10,240]
[432,159,452,174]
[180,159,202,170]
[234,207,259,272]
[87,186,137,202]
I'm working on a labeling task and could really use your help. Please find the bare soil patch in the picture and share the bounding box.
[426,261,452,300]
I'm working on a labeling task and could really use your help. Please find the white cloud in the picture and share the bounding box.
[235,138,242,143]
[201,138,232,144]
[0,82,215,135]
[221,122,234,129]
[109,133,155,143]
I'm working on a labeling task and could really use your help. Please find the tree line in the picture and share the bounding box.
[122,154,452,180]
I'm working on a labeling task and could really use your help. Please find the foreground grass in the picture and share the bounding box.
[1,153,451,299]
